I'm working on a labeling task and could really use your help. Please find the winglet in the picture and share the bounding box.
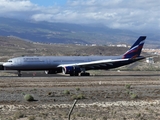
[123,36,146,59]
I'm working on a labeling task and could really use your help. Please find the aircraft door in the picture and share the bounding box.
[16,58,22,65]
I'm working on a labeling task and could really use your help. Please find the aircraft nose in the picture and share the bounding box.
[3,62,11,67]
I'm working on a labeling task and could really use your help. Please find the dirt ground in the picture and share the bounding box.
[0,71,160,120]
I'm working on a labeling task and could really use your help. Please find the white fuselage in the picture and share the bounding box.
[3,56,121,70]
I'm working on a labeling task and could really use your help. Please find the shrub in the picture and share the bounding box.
[130,93,138,99]
[28,116,36,120]
[71,95,77,100]
[125,84,131,89]
[63,90,70,95]
[24,94,34,101]
[126,90,130,95]
[77,93,85,99]
[13,111,25,119]
[71,94,85,100]
[76,87,80,91]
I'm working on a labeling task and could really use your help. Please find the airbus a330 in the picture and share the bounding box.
[2,36,146,77]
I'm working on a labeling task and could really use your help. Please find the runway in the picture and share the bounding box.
[0,70,159,77]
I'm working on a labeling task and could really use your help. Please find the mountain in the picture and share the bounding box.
[0,17,159,48]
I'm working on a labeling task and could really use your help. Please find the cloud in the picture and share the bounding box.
[0,0,39,18]
[0,0,35,12]
[0,0,159,31]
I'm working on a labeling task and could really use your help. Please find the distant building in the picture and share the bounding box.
[117,44,127,47]
[146,57,154,64]
[91,44,97,46]
[109,44,128,48]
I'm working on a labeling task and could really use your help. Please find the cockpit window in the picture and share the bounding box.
[8,61,12,62]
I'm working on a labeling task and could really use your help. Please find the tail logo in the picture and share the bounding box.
[123,36,146,59]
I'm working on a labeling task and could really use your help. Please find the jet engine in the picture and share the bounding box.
[62,66,81,76]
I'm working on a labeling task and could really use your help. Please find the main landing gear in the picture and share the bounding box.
[69,67,90,76]
[80,68,90,76]
[69,72,79,76]
[69,72,90,76]
[80,72,90,76]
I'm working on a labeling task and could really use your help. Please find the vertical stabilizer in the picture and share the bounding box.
[123,36,146,59]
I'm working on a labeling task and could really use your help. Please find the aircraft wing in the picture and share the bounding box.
[58,58,129,68]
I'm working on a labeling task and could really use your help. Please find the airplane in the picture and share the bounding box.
[2,36,146,77]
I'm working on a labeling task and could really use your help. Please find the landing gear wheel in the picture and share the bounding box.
[74,72,79,76]
[70,73,74,76]
[80,72,90,76]
[70,72,79,76]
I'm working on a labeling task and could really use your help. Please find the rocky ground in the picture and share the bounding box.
[0,71,159,120]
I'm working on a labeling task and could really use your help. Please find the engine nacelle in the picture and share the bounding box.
[62,66,81,74]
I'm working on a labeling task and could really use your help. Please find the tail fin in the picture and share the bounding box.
[123,36,146,59]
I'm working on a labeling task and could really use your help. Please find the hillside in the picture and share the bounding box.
[0,17,159,48]
[0,36,128,61]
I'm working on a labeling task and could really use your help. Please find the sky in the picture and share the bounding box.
[30,0,66,6]
[0,0,159,32]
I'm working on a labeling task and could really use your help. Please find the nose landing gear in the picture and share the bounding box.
[18,70,22,77]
